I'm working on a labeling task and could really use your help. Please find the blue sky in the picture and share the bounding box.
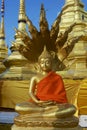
[0,0,87,53]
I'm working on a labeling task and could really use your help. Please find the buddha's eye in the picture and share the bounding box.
[46,61,50,64]
[40,61,44,64]
[39,61,43,65]
[39,58,51,66]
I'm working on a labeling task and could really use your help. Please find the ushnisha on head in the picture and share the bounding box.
[38,46,53,61]
[38,46,53,72]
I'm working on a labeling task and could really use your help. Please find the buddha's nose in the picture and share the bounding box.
[43,63,46,67]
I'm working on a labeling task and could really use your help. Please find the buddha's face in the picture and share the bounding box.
[39,57,52,72]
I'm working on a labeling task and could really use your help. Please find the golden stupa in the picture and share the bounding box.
[0,0,8,74]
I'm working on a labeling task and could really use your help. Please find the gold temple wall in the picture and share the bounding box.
[0,80,29,108]
[77,78,87,115]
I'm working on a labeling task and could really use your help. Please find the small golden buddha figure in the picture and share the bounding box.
[15,46,76,119]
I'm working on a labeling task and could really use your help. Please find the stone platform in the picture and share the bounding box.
[11,114,83,130]
[12,124,83,130]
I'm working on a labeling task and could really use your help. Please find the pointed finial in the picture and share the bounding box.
[18,0,26,22]
[40,4,46,21]
[0,17,5,39]
[1,0,5,17]
[39,4,48,28]
[38,46,52,61]
[0,0,5,39]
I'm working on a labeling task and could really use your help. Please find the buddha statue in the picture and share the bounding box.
[14,46,79,127]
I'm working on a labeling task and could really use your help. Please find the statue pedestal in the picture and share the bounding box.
[12,124,83,130]
[11,115,81,130]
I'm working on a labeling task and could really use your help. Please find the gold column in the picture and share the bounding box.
[0,0,8,74]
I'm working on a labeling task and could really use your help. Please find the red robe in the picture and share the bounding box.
[36,71,68,103]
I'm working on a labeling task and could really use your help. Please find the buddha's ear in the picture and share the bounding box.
[34,63,40,72]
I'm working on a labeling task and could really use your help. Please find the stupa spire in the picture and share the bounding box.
[0,0,5,39]
[39,4,49,29]
[18,0,26,31]
[1,0,4,15]
[1,0,32,79]
[0,17,5,39]
[40,4,46,22]
[0,0,8,74]
[19,0,26,21]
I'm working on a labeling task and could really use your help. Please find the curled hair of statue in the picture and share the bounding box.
[38,46,53,61]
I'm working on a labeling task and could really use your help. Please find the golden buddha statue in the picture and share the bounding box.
[14,46,79,127]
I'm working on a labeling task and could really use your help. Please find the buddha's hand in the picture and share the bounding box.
[37,100,54,106]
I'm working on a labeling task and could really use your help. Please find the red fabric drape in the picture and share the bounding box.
[36,71,68,103]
